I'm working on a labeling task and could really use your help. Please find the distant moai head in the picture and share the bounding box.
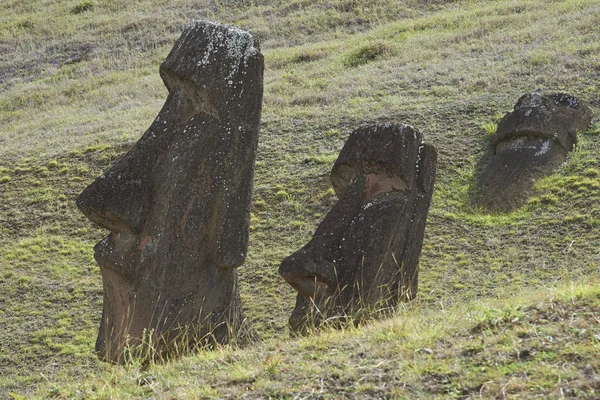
[476,91,592,212]
[279,124,437,333]
[76,21,263,362]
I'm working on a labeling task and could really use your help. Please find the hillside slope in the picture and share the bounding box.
[43,284,600,399]
[1,0,599,397]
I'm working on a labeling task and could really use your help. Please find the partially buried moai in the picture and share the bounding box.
[77,21,263,362]
[280,124,437,333]
[476,91,592,212]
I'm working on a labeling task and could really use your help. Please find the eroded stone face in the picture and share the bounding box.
[476,91,592,212]
[76,21,263,362]
[279,124,437,333]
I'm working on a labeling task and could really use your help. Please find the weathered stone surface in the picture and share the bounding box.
[476,91,592,212]
[76,20,263,362]
[280,123,437,333]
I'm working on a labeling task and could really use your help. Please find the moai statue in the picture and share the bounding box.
[280,124,437,333]
[476,91,592,212]
[76,21,263,362]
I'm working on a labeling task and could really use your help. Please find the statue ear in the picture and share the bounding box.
[416,143,437,195]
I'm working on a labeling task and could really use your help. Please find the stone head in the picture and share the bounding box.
[76,21,263,362]
[477,91,592,212]
[279,124,437,333]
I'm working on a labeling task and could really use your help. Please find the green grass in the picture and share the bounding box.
[1,0,599,397]
[35,283,600,398]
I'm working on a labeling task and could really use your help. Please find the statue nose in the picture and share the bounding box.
[279,249,339,299]
[76,161,152,234]
[279,174,368,299]
[76,89,193,235]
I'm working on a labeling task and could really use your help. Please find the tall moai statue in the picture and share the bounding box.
[476,91,592,212]
[77,21,263,362]
[280,124,437,333]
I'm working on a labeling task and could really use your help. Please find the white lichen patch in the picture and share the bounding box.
[515,91,543,111]
[529,92,543,107]
[535,139,551,156]
[415,144,423,173]
[497,136,537,152]
[553,93,579,108]
[190,20,257,81]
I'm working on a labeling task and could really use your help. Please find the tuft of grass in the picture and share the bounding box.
[293,49,329,63]
[303,153,338,165]
[527,51,551,67]
[481,112,505,137]
[587,122,600,136]
[70,1,94,14]
[342,40,393,67]
[324,128,340,138]
[481,121,497,137]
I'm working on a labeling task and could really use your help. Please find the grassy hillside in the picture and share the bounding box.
[39,284,600,398]
[1,0,599,397]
